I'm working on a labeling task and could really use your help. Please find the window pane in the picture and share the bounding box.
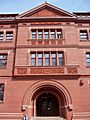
[6,31,13,40]
[52,59,57,66]
[44,30,49,39]
[44,53,50,66]
[31,53,36,58]
[32,30,36,39]
[38,59,43,66]
[52,53,57,65]
[38,53,42,58]
[45,59,50,66]
[52,53,56,58]
[38,53,43,66]
[31,59,36,66]
[50,30,55,39]
[38,30,43,39]
[44,53,49,58]
[57,30,62,39]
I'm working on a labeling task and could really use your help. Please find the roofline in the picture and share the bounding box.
[17,2,76,18]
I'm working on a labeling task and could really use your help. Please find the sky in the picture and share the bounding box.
[0,0,90,14]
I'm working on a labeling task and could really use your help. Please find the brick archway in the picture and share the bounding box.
[21,80,73,119]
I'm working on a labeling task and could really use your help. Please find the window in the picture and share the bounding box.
[30,52,64,66]
[51,53,57,66]
[31,53,36,66]
[80,30,88,40]
[31,29,63,39]
[86,53,90,66]
[0,84,4,101]
[58,52,64,65]
[38,30,43,39]
[44,53,50,66]
[32,30,37,39]
[0,54,7,67]
[57,30,62,39]
[38,53,43,66]
[6,31,13,40]
[50,30,56,39]
[44,30,49,39]
[0,32,4,41]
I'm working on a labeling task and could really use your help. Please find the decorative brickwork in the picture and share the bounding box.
[30,67,64,74]
[17,68,27,75]
[51,40,56,45]
[38,41,43,45]
[57,40,63,45]
[31,41,36,45]
[67,67,78,74]
[44,41,49,45]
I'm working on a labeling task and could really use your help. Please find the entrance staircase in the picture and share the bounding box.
[30,117,66,120]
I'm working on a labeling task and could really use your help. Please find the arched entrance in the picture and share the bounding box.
[22,80,73,119]
[36,92,59,116]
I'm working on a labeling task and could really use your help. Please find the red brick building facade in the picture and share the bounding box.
[0,2,90,120]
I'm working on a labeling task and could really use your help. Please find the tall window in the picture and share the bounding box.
[0,32,4,41]
[44,53,50,66]
[38,30,43,39]
[32,30,37,39]
[58,52,64,65]
[38,53,43,66]
[6,31,13,40]
[31,53,36,66]
[51,53,57,66]
[44,30,49,39]
[86,53,90,66]
[80,30,88,40]
[0,84,4,101]
[0,54,7,67]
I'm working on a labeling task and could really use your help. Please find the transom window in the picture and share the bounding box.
[0,84,4,101]
[31,29,62,39]
[86,53,90,66]
[0,54,7,67]
[80,30,88,40]
[30,52,64,66]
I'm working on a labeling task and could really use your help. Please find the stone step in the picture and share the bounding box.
[30,117,66,120]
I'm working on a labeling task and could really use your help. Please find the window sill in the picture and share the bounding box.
[0,40,13,43]
[0,67,7,69]
[0,100,4,104]
[80,39,90,42]
[86,66,90,68]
